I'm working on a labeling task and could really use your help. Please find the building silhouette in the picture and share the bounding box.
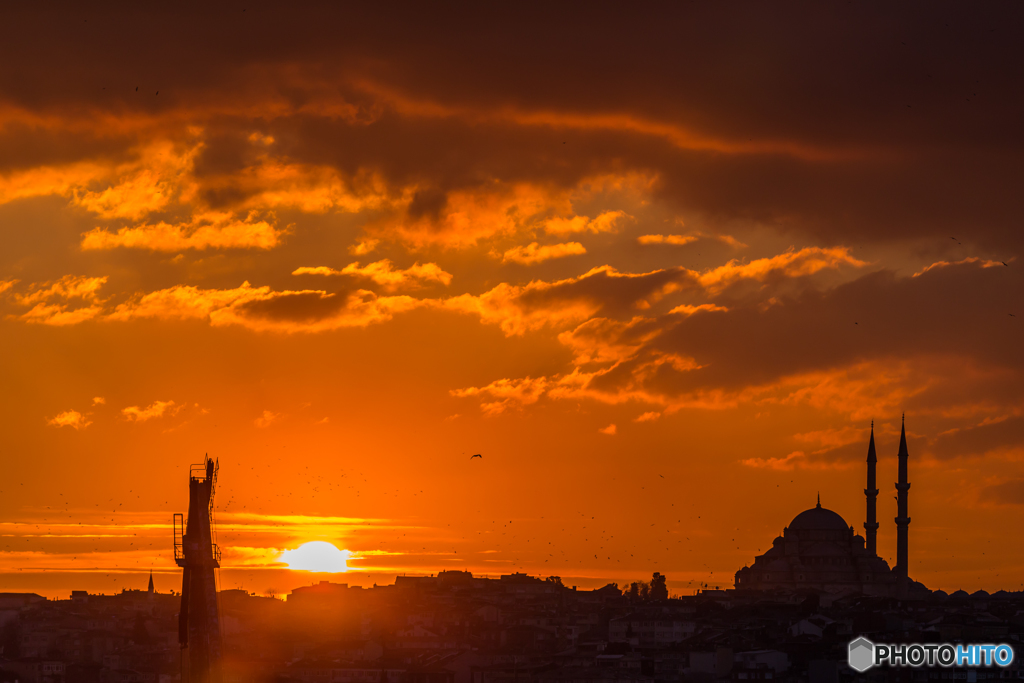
[174,457,223,683]
[734,418,927,597]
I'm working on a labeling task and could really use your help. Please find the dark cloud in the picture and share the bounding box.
[406,187,448,221]
[192,130,260,179]
[980,479,1024,506]
[233,289,346,324]
[517,266,698,318]
[2,3,1022,251]
[930,416,1024,460]
[0,123,133,173]
[651,260,1023,393]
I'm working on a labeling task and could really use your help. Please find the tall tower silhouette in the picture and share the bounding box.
[174,457,222,683]
[894,416,911,597]
[864,421,879,556]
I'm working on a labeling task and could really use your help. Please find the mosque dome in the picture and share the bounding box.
[788,504,850,532]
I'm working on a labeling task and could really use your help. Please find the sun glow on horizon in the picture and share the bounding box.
[279,541,352,573]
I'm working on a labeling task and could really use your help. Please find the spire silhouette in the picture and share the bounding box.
[864,421,879,555]
[867,421,876,463]
[895,414,912,597]
[898,415,909,460]
[816,492,821,508]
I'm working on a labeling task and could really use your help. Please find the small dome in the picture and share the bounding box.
[789,504,850,531]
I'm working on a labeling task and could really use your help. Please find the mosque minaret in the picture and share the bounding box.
[895,414,912,597]
[864,421,879,556]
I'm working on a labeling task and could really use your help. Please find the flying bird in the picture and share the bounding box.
[1003,262,1009,266]
[470,454,482,459]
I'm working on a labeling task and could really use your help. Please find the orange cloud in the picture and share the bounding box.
[19,303,104,326]
[382,182,566,249]
[81,211,282,251]
[715,234,749,249]
[444,265,694,336]
[544,210,627,235]
[349,239,379,255]
[450,376,550,415]
[741,450,856,471]
[362,175,650,250]
[557,316,665,366]
[107,281,426,333]
[766,360,938,422]
[446,249,853,339]
[13,275,108,326]
[639,233,747,249]
[254,410,279,428]
[598,423,617,435]
[913,256,1008,277]
[501,241,586,265]
[228,161,397,215]
[741,450,808,470]
[637,234,698,246]
[668,303,729,317]
[0,280,17,295]
[546,352,705,407]
[0,130,401,254]
[453,345,705,415]
[293,260,453,290]
[121,400,178,422]
[0,128,398,224]
[0,159,113,206]
[47,410,92,430]
[0,139,198,222]
[444,283,600,337]
[71,141,199,220]
[634,412,660,422]
[697,246,867,294]
[793,425,866,450]
[14,275,107,306]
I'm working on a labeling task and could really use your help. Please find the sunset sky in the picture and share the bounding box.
[1,3,1023,599]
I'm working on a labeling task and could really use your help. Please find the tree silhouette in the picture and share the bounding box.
[650,572,668,601]
[626,581,650,601]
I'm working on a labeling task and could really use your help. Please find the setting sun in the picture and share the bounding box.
[279,542,352,573]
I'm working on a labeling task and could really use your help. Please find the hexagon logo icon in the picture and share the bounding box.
[848,637,875,673]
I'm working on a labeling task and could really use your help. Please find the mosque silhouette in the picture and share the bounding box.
[735,417,928,598]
